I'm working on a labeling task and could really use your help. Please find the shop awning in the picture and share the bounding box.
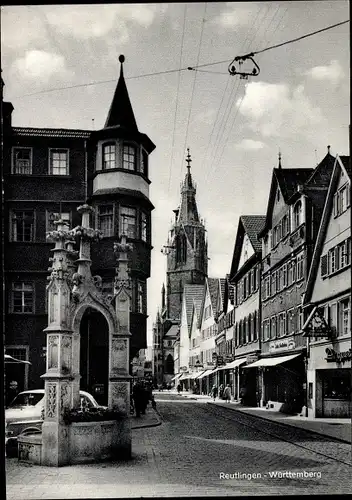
[222,358,247,369]
[243,353,301,368]
[197,369,214,379]
[170,373,182,381]
[4,354,31,365]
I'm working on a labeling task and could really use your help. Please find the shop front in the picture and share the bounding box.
[244,350,306,413]
[307,339,351,418]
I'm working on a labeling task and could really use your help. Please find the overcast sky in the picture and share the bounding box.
[1,2,350,351]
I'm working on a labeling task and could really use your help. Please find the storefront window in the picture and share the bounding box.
[323,373,350,399]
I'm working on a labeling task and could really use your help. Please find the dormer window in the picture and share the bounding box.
[123,144,136,171]
[103,143,116,169]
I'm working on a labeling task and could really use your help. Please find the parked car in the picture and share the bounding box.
[5,389,105,457]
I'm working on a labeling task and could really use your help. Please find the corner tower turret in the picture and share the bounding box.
[89,55,156,360]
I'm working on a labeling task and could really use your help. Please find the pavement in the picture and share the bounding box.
[173,390,351,444]
[131,405,162,429]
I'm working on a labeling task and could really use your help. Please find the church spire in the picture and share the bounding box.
[104,55,138,131]
[177,148,199,223]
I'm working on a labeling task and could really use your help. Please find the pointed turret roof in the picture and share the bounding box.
[177,148,200,224]
[104,55,138,131]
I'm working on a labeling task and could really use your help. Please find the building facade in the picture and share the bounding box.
[229,216,265,405]
[302,155,351,418]
[251,152,335,413]
[3,57,155,402]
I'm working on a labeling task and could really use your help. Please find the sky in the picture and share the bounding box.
[1,2,350,354]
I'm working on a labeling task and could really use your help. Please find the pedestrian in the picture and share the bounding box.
[132,381,144,417]
[223,384,232,403]
[211,384,218,401]
[219,384,224,400]
[177,383,181,394]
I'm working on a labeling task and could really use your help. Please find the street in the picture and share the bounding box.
[6,393,352,498]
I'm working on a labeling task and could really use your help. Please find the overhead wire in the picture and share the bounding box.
[168,3,187,194]
[214,4,291,171]
[204,3,273,182]
[180,2,208,178]
[13,19,349,99]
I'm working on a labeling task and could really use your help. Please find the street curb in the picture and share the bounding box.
[131,408,162,430]
[207,402,351,444]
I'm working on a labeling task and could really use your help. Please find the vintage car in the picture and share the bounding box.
[5,389,104,457]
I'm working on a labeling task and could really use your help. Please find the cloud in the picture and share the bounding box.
[215,4,255,27]
[1,9,47,49]
[305,60,345,85]
[237,81,326,138]
[11,50,72,84]
[44,4,160,40]
[235,139,265,150]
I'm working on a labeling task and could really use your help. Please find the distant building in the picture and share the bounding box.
[151,149,207,385]
[2,57,155,402]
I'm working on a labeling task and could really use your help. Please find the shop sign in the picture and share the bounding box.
[302,307,331,337]
[246,353,259,364]
[325,348,352,364]
[269,338,295,353]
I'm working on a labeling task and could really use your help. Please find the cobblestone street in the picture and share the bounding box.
[6,393,352,498]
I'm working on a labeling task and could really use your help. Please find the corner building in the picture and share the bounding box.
[2,57,155,402]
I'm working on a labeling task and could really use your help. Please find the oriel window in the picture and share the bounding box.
[120,206,137,238]
[103,143,116,169]
[123,144,136,171]
[97,205,114,237]
[141,212,148,242]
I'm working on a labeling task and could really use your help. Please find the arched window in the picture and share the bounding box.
[165,354,174,374]
[293,200,302,229]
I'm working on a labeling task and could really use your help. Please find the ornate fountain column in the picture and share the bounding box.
[109,234,133,456]
[41,219,76,466]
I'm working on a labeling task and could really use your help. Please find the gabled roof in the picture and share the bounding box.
[305,153,336,187]
[259,167,314,237]
[230,215,265,279]
[104,56,138,131]
[183,284,204,334]
[303,154,350,305]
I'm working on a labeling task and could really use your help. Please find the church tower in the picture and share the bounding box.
[165,149,208,321]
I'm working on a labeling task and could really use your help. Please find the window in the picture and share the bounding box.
[253,265,258,291]
[123,144,136,171]
[334,183,350,217]
[263,235,269,256]
[103,143,116,169]
[248,272,252,295]
[265,276,271,298]
[278,312,286,337]
[11,282,34,313]
[97,205,114,237]
[297,306,303,331]
[282,263,287,288]
[322,238,351,277]
[296,252,304,281]
[120,206,136,238]
[49,149,69,175]
[275,269,280,292]
[47,212,70,232]
[11,210,34,242]
[12,147,32,174]
[287,308,296,335]
[141,212,148,242]
[282,214,290,237]
[263,319,270,341]
[339,298,350,336]
[137,282,146,314]
[247,315,252,343]
[293,200,303,229]
[271,316,277,339]
[253,311,258,341]
[243,276,247,300]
